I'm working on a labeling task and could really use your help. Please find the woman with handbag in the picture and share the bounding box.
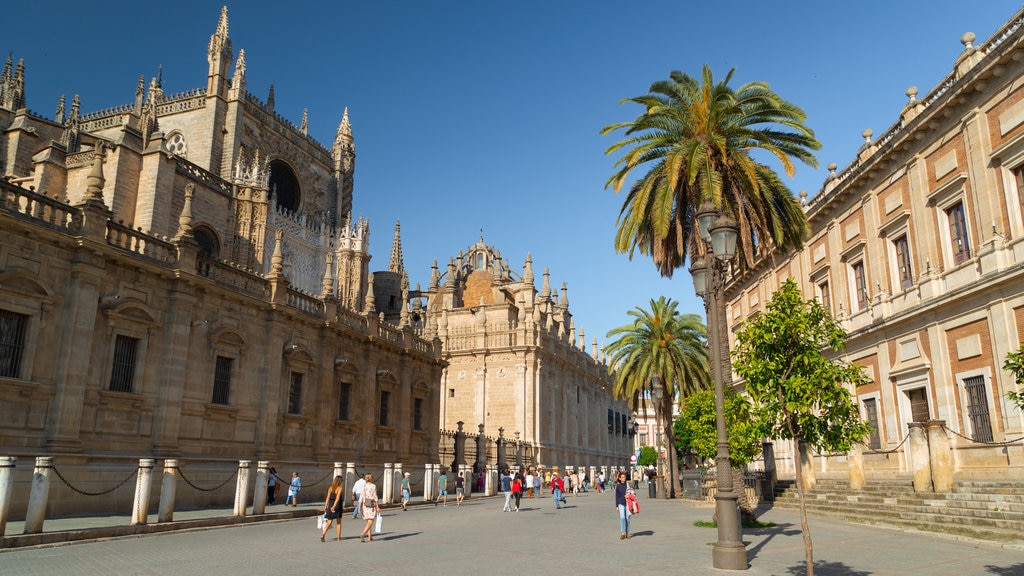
[358,473,380,542]
[319,476,343,542]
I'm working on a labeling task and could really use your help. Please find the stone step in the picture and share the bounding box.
[774,490,1024,512]
[773,494,1024,522]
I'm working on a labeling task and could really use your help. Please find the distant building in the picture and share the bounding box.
[727,8,1024,481]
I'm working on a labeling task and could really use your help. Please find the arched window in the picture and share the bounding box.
[268,160,301,212]
[193,226,220,259]
[165,132,187,156]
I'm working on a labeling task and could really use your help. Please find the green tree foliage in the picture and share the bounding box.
[605,297,710,498]
[1005,347,1024,410]
[674,388,761,468]
[638,445,658,467]
[732,279,871,576]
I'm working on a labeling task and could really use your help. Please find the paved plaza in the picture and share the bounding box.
[2,490,1023,576]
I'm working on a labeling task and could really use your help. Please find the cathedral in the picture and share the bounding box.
[0,6,627,515]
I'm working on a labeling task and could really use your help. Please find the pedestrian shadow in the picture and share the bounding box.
[744,522,802,563]
[785,560,872,576]
[375,531,422,541]
[987,563,1024,574]
[630,530,654,538]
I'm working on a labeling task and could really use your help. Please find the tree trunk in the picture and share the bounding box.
[665,416,680,499]
[732,467,756,521]
[793,439,815,576]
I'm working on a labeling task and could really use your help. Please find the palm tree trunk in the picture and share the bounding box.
[732,468,756,521]
[665,416,680,498]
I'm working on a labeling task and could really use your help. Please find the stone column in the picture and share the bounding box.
[130,458,155,525]
[0,456,15,536]
[393,463,404,503]
[234,460,251,516]
[926,420,953,493]
[344,462,356,505]
[423,464,435,502]
[908,422,932,493]
[485,464,496,496]
[158,459,177,523]
[848,444,865,491]
[382,463,394,504]
[24,457,53,534]
[252,461,269,515]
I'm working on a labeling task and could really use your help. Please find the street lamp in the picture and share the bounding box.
[651,375,667,496]
[689,201,747,570]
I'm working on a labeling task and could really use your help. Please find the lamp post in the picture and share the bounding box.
[650,375,668,499]
[689,201,747,570]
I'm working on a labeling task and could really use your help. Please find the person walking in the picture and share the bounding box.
[614,471,631,540]
[596,471,605,493]
[534,473,543,497]
[551,474,565,509]
[401,472,411,511]
[351,474,366,519]
[500,469,513,512]
[455,472,465,506]
[435,469,448,507]
[631,468,641,491]
[511,474,523,512]
[358,474,380,543]
[319,476,343,542]
[285,471,301,507]
[266,467,278,505]
[525,470,535,498]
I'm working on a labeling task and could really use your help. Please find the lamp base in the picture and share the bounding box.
[712,541,748,570]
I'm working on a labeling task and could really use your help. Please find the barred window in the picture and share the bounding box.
[414,397,424,431]
[379,390,391,426]
[212,356,232,405]
[287,372,303,414]
[0,309,28,378]
[964,376,993,442]
[338,381,352,421]
[109,335,139,393]
[862,398,881,450]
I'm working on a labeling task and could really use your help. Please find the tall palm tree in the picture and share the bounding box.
[605,297,709,498]
[602,65,820,390]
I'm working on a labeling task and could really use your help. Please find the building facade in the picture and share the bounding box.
[726,8,1024,481]
[0,6,445,497]
[408,237,633,467]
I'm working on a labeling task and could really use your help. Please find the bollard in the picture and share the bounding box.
[423,464,435,503]
[24,457,53,534]
[485,464,496,496]
[908,422,932,492]
[848,444,865,491]
[344,462,356,508]
[252,461,269,515]
[0,456,15,536]
[234,460,251,516]
[927,420,953,493]
[393,463,404,503]
[131,458,156,525]
[382,463,394,504]
[158,459,178,523]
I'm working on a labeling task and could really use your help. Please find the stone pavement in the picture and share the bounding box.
[2,490,1023,575]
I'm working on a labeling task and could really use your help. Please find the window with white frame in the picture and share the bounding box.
[862,397,881,449]
[894,234,914,290]
[962,374,994,442]
[945,201,971,266]
[850,260,868,311]
[817,279,832,315]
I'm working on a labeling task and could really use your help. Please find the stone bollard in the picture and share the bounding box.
[234,460,251,516]
[252,461,269,515]
[485,464,496,496]
[130,458,156,525]
[908,422,932,492]
[0,456,15,536]
[158,459,178,523]
[926,420,953,493]
[848,444,865,491]
[344,462,356,508]
[383,463,394,504]
[393,463,404,502]
[423,464,435,503]
[24,457,53,534]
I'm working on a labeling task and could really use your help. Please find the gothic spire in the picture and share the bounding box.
[55,94,65,124]
[134,75,145,111]
[232,48,246,93]
[429,259,440,290]
[541,267,551,300]
[522,252,534,285]
[388,220,404,274]
[300,108,308,136]
[266,84,275,111]
[206,6,232,97]
[559,281,569,309]
[335,107,352,143]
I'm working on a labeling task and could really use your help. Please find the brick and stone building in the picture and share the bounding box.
[727,7,1024,484]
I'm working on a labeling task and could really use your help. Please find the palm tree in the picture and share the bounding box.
[605,297,710,498]
[602,64,819,393]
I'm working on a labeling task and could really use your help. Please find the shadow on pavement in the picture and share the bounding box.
[986,563,1024,575]
[377,532,421,541]
[786,560,873,576]
[743,522,801,563]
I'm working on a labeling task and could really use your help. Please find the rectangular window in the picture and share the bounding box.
[607,408,614,433]
[614,411,621,435]
[379,390,391,426]
[620,413,628,437]
[414,397,424,431]
[449,388,455,398]
[947,202,970,265]
[0,309,28,378]
[287,372,303,414]
[863,398,881,450]
[964,376,993,442]
[852,261,868,311]
[818,280,832,315]
[895,235,913,290]
[109,335,139,393]
[638,432,647,445]
[212,356,232,405]
[338,382,351,421]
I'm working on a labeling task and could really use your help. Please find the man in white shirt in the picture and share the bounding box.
[351,475,366,518]
[525,471,535,498]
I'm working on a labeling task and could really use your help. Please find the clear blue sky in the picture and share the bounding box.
[5,1,1017,346]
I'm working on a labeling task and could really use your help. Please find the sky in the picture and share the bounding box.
[4,1,1019,347]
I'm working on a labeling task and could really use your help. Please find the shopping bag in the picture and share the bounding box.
[317,514,326,530]
[374,513,383,534]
